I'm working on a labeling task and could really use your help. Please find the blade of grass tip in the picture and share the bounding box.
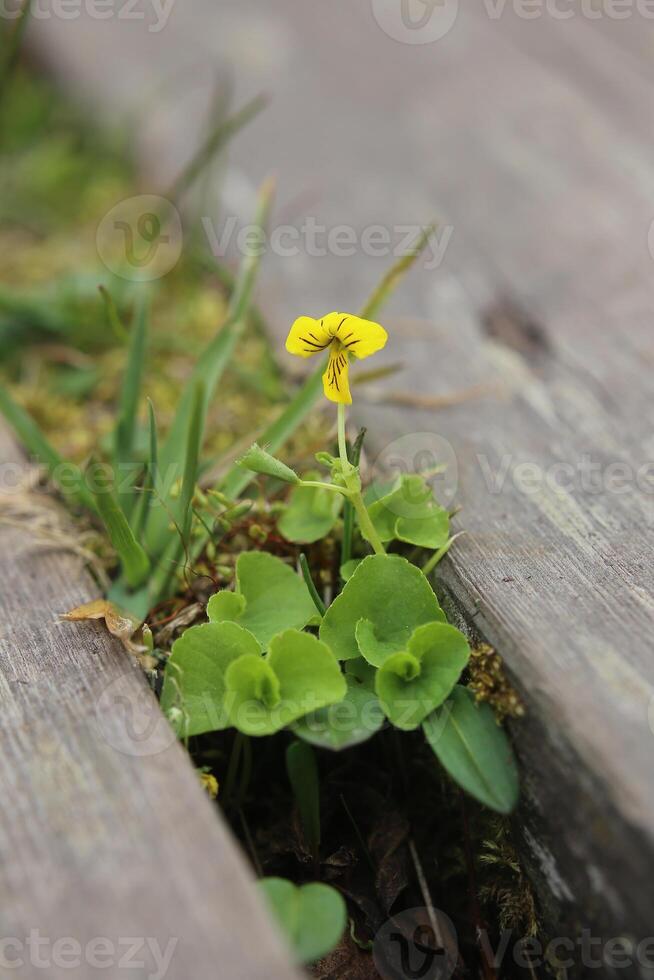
[0,0,31,118]
[0,382,95,511]
[86,459,150,590]
[340,427,366,568]
[98,285,129,343]
[359,223,437,321]
[221,225,436,502]
[186,77,232,228]
[166,94,267,205]
[132,399,158,538]
[147,180,274,555]
[203,256,283,398]
[114,291,149,516]
[149,381,206,604]
[160,176,274,468]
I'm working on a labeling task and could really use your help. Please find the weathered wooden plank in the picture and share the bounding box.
[0,428,299,978]
[23,0,654,956]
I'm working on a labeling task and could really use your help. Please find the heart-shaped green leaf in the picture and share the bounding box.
[376,622,469,731]
[292,676,385,751]
[207,551,318,649]
[206,591,246,622]
[258,877,346,964]
[161,621,260,736]
[367,474,450,549]
[320,554,445,664]
[224,629,346,736]
[278,471,343,544]
[423,685,520,813]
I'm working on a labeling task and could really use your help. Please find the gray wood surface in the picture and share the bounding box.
[0,427,299,978]
[22,0,654,959]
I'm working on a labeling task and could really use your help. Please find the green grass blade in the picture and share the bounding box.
[87,461,150,589]
[132,399,158,538]
[145,179,274,555]
[148,382,206,604]
[286,740,321,860]
[160,177,274,468]
[114,291,148,468]
[0,382,95,511]
[98,285,129,343]
[166,94,267,204]
[360,224,436,320]
[179,381,205,549]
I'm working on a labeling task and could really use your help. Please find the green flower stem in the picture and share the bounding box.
[337,402,349,466]
[336,403,386,557]
[350,493,386,556]
[298,479,350,497]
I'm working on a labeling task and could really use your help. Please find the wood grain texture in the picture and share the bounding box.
[0,428,299,979]
[23,0,654,958]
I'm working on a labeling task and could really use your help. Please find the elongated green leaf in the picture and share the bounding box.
[179,381,205,548]
[147,382,206,604]
[0,383,94,511]
[114,293,149,516]
[360,224,436,321]
[166,94,267,204]
[98,284,129,343]
[132,399,158,537]
[423,685,520,814]
[286,740,320,856]
[87,462,150,589]
[114,291,148,466]
[258,878,346,965]
[146,179,274,554]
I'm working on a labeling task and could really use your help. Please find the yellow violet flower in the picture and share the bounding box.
[286,311,388,404]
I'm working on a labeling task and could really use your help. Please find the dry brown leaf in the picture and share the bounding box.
[61,599,149,659]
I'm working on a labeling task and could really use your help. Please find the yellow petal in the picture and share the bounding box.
[285,316,333,358]
[322,347,352,404]
[322,312,388,359]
